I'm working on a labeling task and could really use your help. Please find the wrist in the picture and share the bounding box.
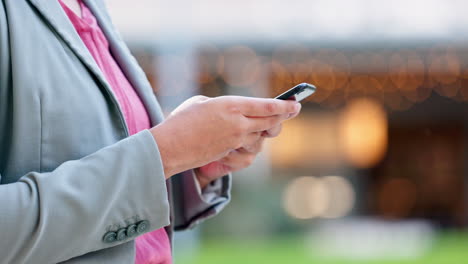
[150,125,179,179]
[194,168,211,189]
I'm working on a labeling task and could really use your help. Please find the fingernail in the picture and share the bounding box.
[291,103,301,113]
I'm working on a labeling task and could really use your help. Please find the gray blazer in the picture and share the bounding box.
[0,0,231,263]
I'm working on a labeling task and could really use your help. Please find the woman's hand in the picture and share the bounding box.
[194,106,301,189]
[194,139,265,188]
[150,95,300,178]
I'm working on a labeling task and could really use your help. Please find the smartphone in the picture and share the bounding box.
[275,83,316,101]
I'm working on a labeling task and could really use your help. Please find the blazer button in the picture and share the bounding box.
[116,228,127,241]
[126,224,137,237]
[136,220,150,234]
[102,232,117,243]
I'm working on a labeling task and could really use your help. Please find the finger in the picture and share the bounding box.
[246,115,286,132]
[236,97,300,117]
[242,131,262,147]
[240,137,264,153]
[220,150,258,171]
[262,123,282,138]
[186,95,209,104]
[286,103,302,120]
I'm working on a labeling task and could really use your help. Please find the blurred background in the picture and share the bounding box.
[107,0,468,263]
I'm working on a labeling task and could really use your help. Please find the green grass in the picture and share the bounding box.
[177,232,468,264]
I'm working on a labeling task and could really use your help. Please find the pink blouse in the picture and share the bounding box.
[59,1,172,263]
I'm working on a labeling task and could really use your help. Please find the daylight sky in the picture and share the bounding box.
[108,0,468,43]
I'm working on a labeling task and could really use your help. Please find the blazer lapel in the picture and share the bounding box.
[27,0,164,128]
[27,0,112,96]
[83,0,165,126]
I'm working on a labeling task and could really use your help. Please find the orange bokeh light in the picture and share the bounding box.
[339,98,388,168]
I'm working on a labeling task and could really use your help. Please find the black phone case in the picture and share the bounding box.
[275,83,316,101]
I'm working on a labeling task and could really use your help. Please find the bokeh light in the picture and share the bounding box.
[307,59,336,103]
[339,98,388,168]
[283,176,328,220]
[388,52,408,91]
[321,176,355,219]
[269,59,294,96]
[345,75,384,102]
[283,176,355,220]
[436,78,461,98]
[319,49,351,89]
[269,114,341,168]
[429,47,460,86]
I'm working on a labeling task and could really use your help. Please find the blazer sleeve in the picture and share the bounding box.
[171,170,232,231]
[0,129,171,264]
